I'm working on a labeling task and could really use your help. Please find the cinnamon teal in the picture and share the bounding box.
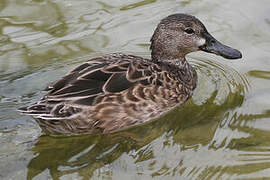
[18,13,242,135]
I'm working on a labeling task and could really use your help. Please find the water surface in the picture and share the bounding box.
[0,0,270,179]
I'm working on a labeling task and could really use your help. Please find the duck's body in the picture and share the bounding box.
[21,53,196,134]
[19,14,242,135]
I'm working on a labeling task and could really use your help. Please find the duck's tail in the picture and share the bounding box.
[18,103,50,116]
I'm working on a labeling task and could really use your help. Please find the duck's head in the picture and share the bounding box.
[150,13,242,61]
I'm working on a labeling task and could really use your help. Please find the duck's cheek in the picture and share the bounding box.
[196,38,206,47]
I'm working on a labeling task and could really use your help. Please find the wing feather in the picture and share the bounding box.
[19,54,159,121]
[103,73,136,93]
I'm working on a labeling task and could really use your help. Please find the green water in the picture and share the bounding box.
[0,0,270,179]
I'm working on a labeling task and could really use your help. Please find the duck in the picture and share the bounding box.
[18,13,242,135]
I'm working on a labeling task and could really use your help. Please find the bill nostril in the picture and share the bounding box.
[210,39,216,44]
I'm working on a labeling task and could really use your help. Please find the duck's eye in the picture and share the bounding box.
[184,28,195,34]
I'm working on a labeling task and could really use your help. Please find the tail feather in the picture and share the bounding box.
[18,103,50,115]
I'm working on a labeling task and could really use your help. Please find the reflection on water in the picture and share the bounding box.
[249,70,270,80]
[1,0,270,179]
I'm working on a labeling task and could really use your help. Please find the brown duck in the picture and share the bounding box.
[19,14,242,135]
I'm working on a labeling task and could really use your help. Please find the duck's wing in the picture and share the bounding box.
[18,53,158,119]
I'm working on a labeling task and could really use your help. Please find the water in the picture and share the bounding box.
[0,0,270,179]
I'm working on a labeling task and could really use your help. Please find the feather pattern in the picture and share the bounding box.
[19,53,197,134]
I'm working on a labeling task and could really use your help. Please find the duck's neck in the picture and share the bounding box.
[156,58,187,66]
[154,58,191,75]
[152,57,197,91]
[151,49,186,63]
[150,52,188,67]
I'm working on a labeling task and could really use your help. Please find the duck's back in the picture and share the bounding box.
[19,53,197,135]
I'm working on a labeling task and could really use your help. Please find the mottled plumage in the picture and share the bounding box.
[19,14,242,135]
